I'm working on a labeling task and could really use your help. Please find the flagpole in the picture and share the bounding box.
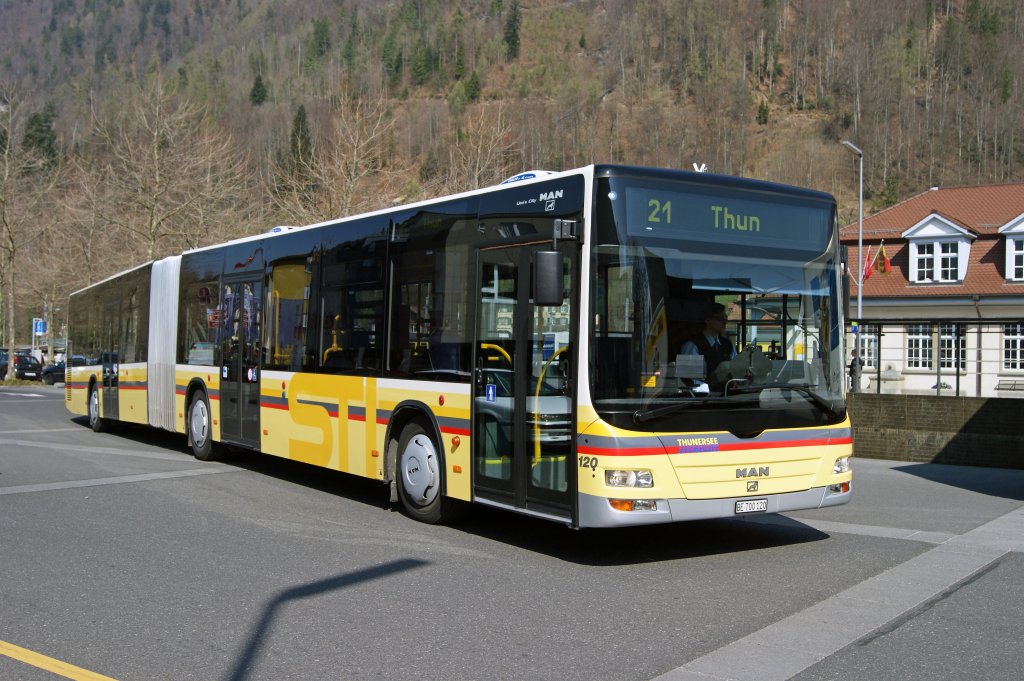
[841,141,864,358]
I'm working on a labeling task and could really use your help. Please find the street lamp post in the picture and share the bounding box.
[841,140,864,356]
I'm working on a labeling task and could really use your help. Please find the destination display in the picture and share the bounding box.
[623,184,832,254]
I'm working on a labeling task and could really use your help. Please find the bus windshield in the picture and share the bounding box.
[591,175,846,433]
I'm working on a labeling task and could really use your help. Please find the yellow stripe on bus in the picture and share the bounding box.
[0,639,118,681]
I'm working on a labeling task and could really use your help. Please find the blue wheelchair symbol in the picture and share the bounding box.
[485,383,496,402]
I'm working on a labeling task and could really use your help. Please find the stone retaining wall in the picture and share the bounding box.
[846,393,1024,469]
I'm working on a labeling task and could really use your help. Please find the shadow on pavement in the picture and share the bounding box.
[894,462,1024,501]
[446,505,831,566]
[223,559,429,681]
[67,417,833,565]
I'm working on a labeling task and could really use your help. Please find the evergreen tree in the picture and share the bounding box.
[250,74,268,105]
[343,12,358,71]
[311,18,331,58]
[503,1,520,61]
[290,104,313,173]
[382,33,401,84]
[453,41,466,81]
[411,41,432,86]
[465,71,481,102]
[22,102,59,165]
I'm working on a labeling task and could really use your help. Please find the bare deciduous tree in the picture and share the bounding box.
[92,68,251,260]
[444,103,517,193]
[270,93,405,225]
[0,87,61,379]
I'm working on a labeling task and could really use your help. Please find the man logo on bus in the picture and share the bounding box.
[736,466,770,478]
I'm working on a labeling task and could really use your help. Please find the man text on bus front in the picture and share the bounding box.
[680,302,737,387]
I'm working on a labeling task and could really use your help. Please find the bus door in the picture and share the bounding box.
[220,277,262,447]
[101,298,120,419]
[473,242,576,521]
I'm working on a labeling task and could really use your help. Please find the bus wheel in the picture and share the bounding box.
[396,421,446,523]
[88,386,106,433]
[188,391,220,461]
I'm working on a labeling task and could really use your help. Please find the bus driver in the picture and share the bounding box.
[680,302,737,381]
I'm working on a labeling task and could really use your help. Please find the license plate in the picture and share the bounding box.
[735,498,768,514]
[24,372,37,377]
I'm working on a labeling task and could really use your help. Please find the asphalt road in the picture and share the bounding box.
[1,384,1022,681]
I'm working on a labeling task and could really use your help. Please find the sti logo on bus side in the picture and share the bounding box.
[736,466,770,478]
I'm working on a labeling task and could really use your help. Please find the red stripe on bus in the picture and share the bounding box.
[348,414,366,422]
[576,446,666,457]
[577,437,850,457]
[440,426,471,436]
[718,437,842,451]
[261,402,289,411]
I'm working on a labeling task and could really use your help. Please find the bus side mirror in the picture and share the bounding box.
[534,250,563,306]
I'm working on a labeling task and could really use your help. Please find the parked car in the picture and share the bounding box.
[41,355,87,384]
[474,367,572,447]
[0,352,42,381]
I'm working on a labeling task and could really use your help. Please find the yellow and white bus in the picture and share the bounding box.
[66,164,852,527]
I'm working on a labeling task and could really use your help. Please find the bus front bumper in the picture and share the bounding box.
[577,484,852,528]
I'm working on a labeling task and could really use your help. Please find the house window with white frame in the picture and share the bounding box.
[859,323,879,369]
[914,241,962,283]
[915,244,934,282]
[907,323,932,369]
[1004,323,1024,371]
[939,323,966,370]
[939,243,958,281]
[1011,240,1024,281]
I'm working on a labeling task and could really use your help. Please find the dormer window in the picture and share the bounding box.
[999,214,1024,282]
[911,241,961,282]
[902,213,975,284]
[1010,239,1024,281]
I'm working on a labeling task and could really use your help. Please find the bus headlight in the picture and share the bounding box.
[605,470,654,488]
[833,457,851,474]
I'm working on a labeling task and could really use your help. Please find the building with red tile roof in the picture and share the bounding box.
[840,183,1024,397]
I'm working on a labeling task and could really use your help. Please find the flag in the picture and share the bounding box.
[862,246,873,281]
[878,243,891,275]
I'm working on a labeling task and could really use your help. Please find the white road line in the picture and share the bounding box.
[741,513,957,545]
[653,506,1024,681]
[0,427,81,435]
[0,467,240,496]
[1,438,190,462]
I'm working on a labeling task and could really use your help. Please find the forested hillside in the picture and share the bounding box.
[1,0,1023,351]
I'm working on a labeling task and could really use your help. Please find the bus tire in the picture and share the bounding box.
[88,385,107,433]
[188,391,220,461]
[396,420,447,524]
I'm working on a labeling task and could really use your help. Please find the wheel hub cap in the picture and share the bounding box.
[401,434,439,504]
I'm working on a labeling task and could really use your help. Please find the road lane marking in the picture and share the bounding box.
[652,506,1024,681]
[0,427,81,435]
[1,438,196,462]
[741,514,957,545]
[0,639,118,681]
[0,468,239,496]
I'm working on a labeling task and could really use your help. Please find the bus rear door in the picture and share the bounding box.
[219,277,262,448]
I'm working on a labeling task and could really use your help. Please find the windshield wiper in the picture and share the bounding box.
[728,383,843,419]
[633,397,735,424]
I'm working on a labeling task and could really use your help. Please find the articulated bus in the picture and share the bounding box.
[66,165,852,528]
